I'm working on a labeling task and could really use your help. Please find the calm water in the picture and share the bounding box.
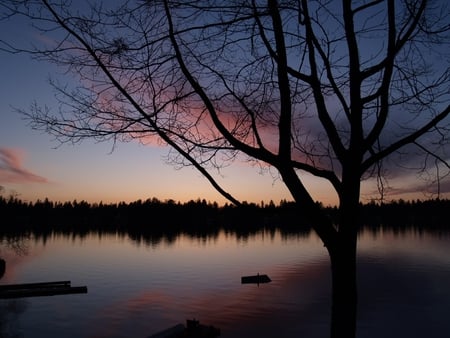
[0,228,449,338]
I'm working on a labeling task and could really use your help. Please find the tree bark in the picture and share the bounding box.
[327,177,360,338]
[328,235,358,338]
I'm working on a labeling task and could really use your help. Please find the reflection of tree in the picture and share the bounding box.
[1,237,29,257]
[0,234,31,282]
[0,299,27,338]
[0,225,28,338]
[0,235,30,281]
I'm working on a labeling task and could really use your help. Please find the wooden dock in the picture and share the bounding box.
[0,281,88,299]
[241,273,271,285]
[148,319,220,338]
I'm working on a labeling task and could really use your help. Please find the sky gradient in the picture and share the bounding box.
[0,45,297,205]
[1,2,449,206]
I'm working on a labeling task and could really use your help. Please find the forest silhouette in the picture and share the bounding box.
[2,195,449,243]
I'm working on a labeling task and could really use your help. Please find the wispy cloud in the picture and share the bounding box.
[0,147,48,184]
[387,179,450,197]
[364,169,450,201]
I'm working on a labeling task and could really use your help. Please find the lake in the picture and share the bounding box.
[0,227,449,338]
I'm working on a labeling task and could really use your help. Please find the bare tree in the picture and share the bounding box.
[1,0,450,337]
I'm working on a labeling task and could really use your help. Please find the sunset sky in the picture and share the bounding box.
[0,44,299,205]
[1,1,448,206]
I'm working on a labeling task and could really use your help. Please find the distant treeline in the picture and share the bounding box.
[1,196,450,234]
[1,196,300,230]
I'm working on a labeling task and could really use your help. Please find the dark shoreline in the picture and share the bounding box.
[2,196,450,234]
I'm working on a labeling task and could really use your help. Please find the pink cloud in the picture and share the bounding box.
[0,147,48,184]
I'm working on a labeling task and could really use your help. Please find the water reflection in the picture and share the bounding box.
[0,237,30,337]
[0,226,449,338]
[0,259,5,280]
[0,298,27,338]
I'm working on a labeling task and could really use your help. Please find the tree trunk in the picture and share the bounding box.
[328,235,358,338]
[279,165,359,338]
[325,151,361,338]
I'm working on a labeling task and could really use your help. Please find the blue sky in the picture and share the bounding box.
[0,47,297,205]
[0,4,329,206]
[1,1,448,206]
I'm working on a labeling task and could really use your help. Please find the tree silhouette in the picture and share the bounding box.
[2,1,450,337]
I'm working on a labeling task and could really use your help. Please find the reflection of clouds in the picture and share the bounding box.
[0,236,40,284]
[0,229,447,338]
[94,242,450,338]
[191,261,332,338]
[87,289,180,338]
[0,147,48,184]
[87,260,333,338]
